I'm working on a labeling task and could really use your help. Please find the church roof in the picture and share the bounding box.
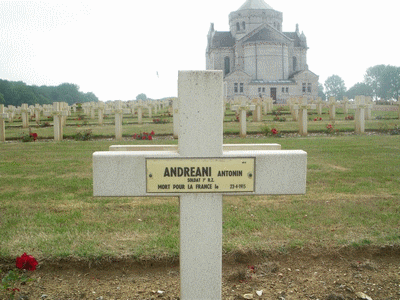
[244,26,290,44]
[284,32,307,48]
[210,31,235,48]
[238,0,273,11]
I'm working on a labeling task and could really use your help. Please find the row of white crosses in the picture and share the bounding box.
[329,96,374,121]
[93,71,308,299]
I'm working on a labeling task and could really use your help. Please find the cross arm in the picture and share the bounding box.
[93,150,307,197]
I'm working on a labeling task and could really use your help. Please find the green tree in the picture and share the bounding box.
[364,64,386,100]
[82,92,99,103]
[346,82,373,99]
[324,75,346,100]
[380,65,400,100]
[364,64,400,100]
[136,93,147,101]
[0,92,4,104]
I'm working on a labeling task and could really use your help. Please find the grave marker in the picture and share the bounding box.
[93,71,307,299]
[342,97,350,115]
[0,104,9,142]
[354,96,366,134]
[251,98,263,122]
[97,102,105,125]
[292,97,316,136]
[231,97,255,138]
[329,97,336,120]
[397,97,400,119]
[34,104,42,125]
[316,97,324,115]
[21,103,29,128]
[114,100,130,140]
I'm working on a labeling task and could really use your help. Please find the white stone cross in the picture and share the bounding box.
[0,104,9,142]
[34,104,42,125]
[97,102,105,125]
[328,97,337,120]
[316,97,324,115]
[92,71,307,300]
[292,97,316,136]
[251,98,263,122]
[43,102,69,141]
[231,97,255,138]
[20,103,30,128]
[342,97,350,115]
[353,95,367,134]
[114,100,131,140]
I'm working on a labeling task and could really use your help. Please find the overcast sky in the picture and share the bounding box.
[0,0,399,101]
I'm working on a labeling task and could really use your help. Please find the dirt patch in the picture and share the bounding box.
[1,246,399,300]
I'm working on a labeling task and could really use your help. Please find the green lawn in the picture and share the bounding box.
[0,134,399,260]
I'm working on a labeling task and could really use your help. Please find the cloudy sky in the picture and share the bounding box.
[0,0,399,101]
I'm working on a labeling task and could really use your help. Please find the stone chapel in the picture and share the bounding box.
[206,0,319,103]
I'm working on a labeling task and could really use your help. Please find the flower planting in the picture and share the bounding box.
[153,118,169,124]
[74,129,92,141]
[1,253,37,299]
[133,131,155,140]
[273,115,286,122]
[345,115,354,120]
[260,125,281,137]
[326,124,339,135]
[21,132,38,142]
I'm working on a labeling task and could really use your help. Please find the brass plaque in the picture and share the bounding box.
[146,158,255,193]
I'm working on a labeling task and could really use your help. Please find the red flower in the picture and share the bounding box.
[30,133,38,141]
[16,253,38,271]
[314,118,317,121]
[319,117,322,121]
[271,128,278,135]
[148,135,153,140]
[150,130,155,135]
[327,124,333,129]
[141,135,146,140]
[133,133,137,139]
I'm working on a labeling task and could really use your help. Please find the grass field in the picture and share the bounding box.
[1,132,399,260]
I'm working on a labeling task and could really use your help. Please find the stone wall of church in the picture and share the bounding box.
[243,42,289,81]
[207,48,235,76]
[289,48,308,76]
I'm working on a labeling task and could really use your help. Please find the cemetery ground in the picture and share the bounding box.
[1,107,400,299]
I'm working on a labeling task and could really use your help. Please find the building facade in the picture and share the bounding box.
[206,0,319,103]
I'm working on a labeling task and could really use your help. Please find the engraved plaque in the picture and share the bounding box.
[146,158,255,193]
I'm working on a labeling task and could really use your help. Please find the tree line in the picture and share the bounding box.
[320,64,400,101]
[0,79,99,107]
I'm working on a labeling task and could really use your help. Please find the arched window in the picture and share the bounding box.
[242,22,246,30]
[293,57,297,71]
[224,57,230,76]
[236,22,240,31]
